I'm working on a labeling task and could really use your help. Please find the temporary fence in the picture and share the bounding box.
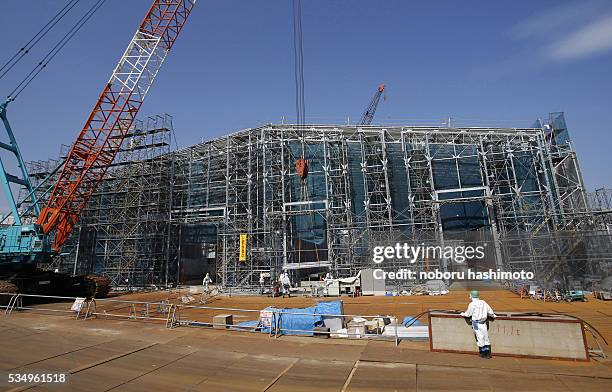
[0,292,424,346]
[2,292,605,359]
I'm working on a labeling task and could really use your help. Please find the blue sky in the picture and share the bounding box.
[0,0,611,215]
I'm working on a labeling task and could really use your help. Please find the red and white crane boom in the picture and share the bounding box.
[37,0,196,250]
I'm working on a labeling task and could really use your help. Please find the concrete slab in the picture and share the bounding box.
[234,336,366,362]
[360,341,525,372]
[417,364,494,391]
[266,358,354,392]
[345,361,416,392]
[483,369,572,392]
[0,326,41,341]
[195,354,297,392]
[556,375,612,392]
[109,349,247,392]
[14,339,148,373]
[0,333,104,371]
[1,290,610,391]
[62,344,196,392]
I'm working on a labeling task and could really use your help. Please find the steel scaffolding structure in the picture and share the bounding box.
[24,115,173,286]
[79,114,173,287]
[23,113,612,290]
[164,114,610,290]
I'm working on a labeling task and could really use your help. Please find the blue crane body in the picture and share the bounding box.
[0,0,197,297]
[0,100,50,266]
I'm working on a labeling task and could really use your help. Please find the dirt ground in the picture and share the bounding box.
[108,285,612,345]
[0,286,610,391]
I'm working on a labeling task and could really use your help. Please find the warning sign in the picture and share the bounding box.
[71,297,86,312]
[239,234,247,262]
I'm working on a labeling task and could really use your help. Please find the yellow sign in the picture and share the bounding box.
[239,234,247,262]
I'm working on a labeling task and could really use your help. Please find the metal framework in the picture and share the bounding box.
[37,0,196,251]
[360,84,386,125]
[26,114,612,291]
[24,116,173,285]
[162,116,610,290]
[0,102,39,225]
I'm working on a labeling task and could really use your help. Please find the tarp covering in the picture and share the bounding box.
[277,306,319,336]
[337,271,361,285]
[318,300,345,332]
[315,300,342,316]
[402,316,422,327]
[261,300,344,336]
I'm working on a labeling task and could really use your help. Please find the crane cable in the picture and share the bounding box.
[0,0,81,81]
[292,0,305,125]
[292,0,316,265]
[7,0,107,101]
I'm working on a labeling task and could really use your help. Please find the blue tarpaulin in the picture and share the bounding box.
[315,300,342,316]
[402,316,422,327]
[277,306,320,336]
[262,300,343,336]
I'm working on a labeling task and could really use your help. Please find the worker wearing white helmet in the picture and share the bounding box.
[460,290,496,358]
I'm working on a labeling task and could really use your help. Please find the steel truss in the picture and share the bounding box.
[25,115,173,286]
[163,122,611,289]
[26,118,612,290]
[37,0,196,251]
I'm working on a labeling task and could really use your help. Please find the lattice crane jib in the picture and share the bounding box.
[359,84,385,126]
[36,0,196,251]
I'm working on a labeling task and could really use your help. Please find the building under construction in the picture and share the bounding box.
[24,112,612,290]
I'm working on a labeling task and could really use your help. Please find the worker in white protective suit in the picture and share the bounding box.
[460,290,496,358]
[203,273,212,293]
[280,272,291,297]
[323,272,333,296]
[259,272,266,295]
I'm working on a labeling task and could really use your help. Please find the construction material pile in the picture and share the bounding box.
[0,280,17,293]
[230,300,429,340]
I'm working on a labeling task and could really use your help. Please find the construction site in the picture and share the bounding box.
[1,0,611,391]
[21,112,612,293]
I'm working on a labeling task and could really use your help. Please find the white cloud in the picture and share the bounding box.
[470,2,612,80]
[547,14,612,60]
[510,1,602,40]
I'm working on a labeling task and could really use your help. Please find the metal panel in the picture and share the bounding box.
[428,312,589,361]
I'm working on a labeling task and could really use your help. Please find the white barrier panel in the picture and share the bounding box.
[428,312,589,361]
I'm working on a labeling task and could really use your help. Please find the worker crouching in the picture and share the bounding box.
[460,290,496,358]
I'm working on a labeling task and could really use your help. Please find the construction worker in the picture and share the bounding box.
[259,272,265,295]
[280,272,291,297]
[460,290,496,358]
[277,272,284,293]
[203,273,212,293]
[323,271,333,296]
